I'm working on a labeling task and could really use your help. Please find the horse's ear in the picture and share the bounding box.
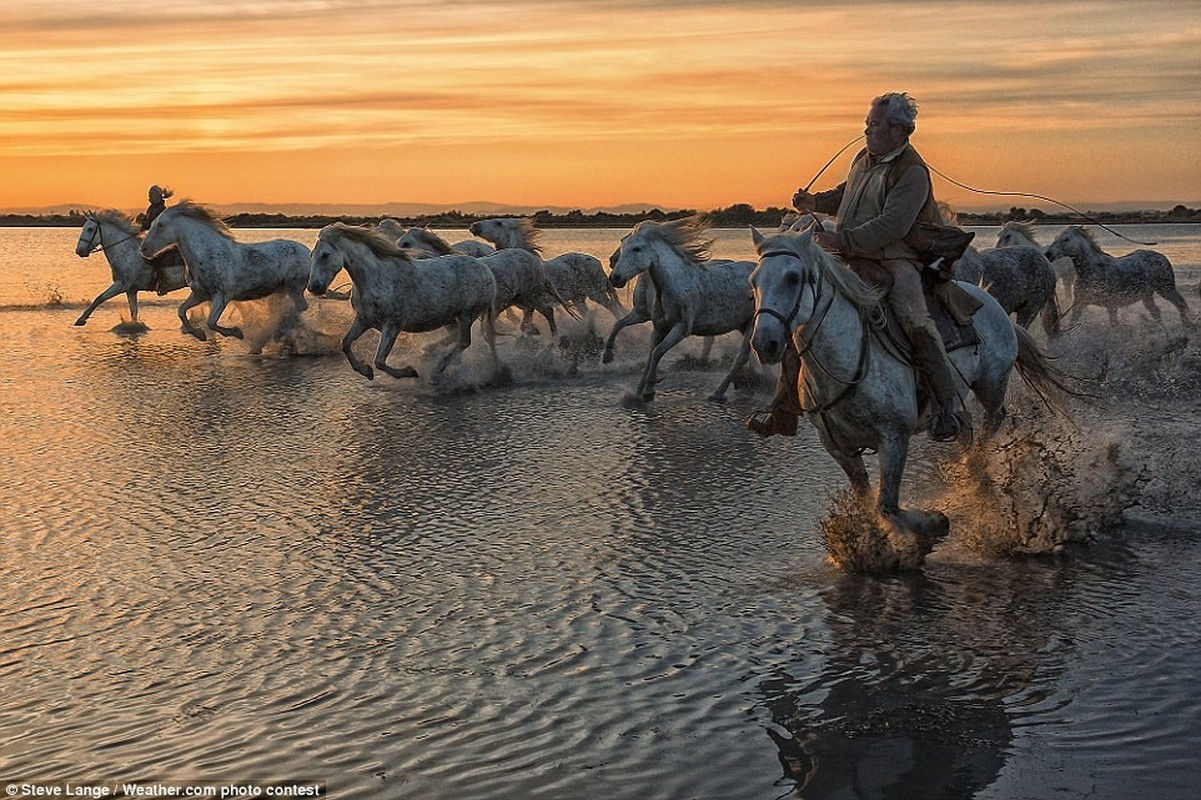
[750,226,765,248]
[788,216,808,233]
[798,229,814,248]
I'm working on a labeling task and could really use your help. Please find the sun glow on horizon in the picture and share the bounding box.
[2,1,1199,211]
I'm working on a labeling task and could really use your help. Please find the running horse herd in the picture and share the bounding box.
[73,203,1196,559]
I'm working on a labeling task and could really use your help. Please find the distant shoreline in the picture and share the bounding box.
[3,204,1199,229]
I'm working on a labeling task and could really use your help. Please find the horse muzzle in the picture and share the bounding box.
[609,272,629,290]
[751,330,786,365]
[307,280,328,296]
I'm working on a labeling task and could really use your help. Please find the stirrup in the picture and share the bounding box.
[929,410,963,442]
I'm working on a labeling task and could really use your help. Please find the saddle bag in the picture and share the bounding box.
[903,221,976,280]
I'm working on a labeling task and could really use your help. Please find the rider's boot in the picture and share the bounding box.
[745,346,801,437]
[910,329,966,442]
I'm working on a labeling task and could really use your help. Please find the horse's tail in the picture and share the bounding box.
[1013,324,1087,416]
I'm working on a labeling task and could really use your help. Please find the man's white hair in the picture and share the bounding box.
[871,92,918,135]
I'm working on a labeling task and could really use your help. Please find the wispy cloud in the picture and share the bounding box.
[1,0,1197,205]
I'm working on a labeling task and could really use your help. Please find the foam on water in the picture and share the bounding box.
[3,226,1201,798]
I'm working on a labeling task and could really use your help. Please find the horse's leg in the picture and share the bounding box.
[1040,291,1062,339]
[707,327,754,402]
[874,431,909,519]
[374,322,419,379]
[698,335,715,364]
[1141,295,1163,323]
[126,290,140,323]
[827,447,872,499]
[1157,287,1195,329]
[481,309,499,360]
[75,282,125,326]
[433,315,475,374]
[637,323,688,401]
[342,316,374,380]
[538,305,558,340]
[519,308,541,336]
[602,309,647,364]
[177,291,207,340]
[972,369,1009,437]
[206,293,243,339]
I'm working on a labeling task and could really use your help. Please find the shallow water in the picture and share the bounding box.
[2,226,1201,799]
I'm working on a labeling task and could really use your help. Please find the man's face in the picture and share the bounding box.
[864,104,906,156]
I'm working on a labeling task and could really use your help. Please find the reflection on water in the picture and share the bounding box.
[2,229,1201,798]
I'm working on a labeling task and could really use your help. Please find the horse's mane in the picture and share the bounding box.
[810,240,883,317]
[90,209,138,235]
[635,216,713,265]
[401,228,454,255]
[168,200,236,240]
[1002,220,1041,243]
[1066,225,1101,251]
[499,218,543,255]
[325,222,417,263]
[763,231,882,318]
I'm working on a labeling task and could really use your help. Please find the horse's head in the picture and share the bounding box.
[138,207,178,259]
[748,225,822,364]
[76,214,100,258]
[397,227,453,256]
[1045,225,1090,264]
[608,223,657,289]
[996,221,1036,249]
[308,226,348,295]
[375,218,406,240]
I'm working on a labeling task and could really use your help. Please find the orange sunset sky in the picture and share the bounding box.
[3,0,1199,213]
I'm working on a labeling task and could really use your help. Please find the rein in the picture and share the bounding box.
[756,249,872,415]
[84,222,139,254]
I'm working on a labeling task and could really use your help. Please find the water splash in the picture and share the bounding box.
[935,408,1142,557]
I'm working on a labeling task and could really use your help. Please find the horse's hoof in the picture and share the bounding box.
[601,351,614,364]
[706,393,728,404]
[74,319,86,327]
[398,367,419,379]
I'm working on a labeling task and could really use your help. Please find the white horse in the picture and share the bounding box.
[953,244,1061,337]
[469,217,626,320]
[73,210,187,326]
[1044,225,1193,329]
[392,225,496,258]
[308,223,497,380]
[601,242,715,364]
[608,217,756,402]
[139,201,311,342]
[749,224,1062,541]
[396,225,563,338]
[996,221,1076,304]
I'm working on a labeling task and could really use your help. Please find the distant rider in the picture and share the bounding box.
[138,184,175,295]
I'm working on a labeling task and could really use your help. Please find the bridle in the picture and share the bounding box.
[753,246,872,415]
[80,217,139,255]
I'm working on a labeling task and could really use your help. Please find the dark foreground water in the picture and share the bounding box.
[2,226,1201,799]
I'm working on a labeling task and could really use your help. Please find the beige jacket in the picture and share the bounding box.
[812,143,943,261]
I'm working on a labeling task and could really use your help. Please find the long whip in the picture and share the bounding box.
[799,136,1158,247]
[926,164,1158,247]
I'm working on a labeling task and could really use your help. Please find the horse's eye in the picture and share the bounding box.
[785,270,802,286]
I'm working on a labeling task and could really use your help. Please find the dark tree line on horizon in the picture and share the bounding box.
[4,203,1199,229]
